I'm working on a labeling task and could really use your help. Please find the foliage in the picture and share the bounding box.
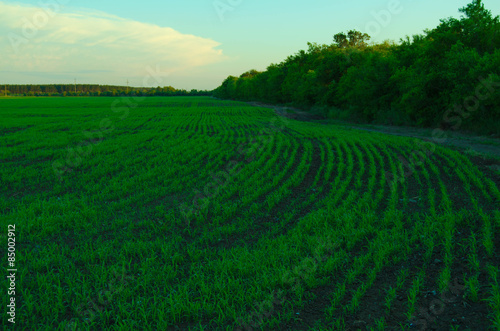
[213,0,500,134]
[1,97,499,329]
[1,84,212,97]
[333,30,371,49]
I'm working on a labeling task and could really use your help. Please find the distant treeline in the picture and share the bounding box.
[1,84,212,97]
[214,0,500,134]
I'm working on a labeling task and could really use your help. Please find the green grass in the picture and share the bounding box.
[1,97,499,330]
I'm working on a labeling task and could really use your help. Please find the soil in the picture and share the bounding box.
[166,100,500,330]
[248,101,500,160]
[238,101,500,331]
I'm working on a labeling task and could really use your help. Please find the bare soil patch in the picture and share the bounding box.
[248,101,500,160]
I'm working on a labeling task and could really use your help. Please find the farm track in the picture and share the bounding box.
[251,100,500,159]
[1,97,499,330]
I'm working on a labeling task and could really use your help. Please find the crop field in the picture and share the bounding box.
[1,96,500,330]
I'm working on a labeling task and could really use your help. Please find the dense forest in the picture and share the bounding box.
[1,84,212,97]
[214,0,500,134]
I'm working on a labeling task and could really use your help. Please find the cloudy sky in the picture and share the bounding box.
[1,0,499,90]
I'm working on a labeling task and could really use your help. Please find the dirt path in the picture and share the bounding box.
[249,101,500,158]
[332,121,500,157]
[248,101,500,175]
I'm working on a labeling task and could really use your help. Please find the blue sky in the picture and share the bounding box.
[1,0,499,90]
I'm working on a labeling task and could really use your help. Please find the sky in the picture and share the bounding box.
[1,0,499,90]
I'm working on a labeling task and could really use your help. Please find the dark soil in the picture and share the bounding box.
[224,101,500,331]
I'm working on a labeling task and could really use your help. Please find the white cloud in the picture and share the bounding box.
[0,1,226,87]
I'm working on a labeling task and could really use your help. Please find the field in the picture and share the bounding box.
[1,96,500,330]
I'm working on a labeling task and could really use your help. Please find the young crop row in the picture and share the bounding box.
[0,97,498,330]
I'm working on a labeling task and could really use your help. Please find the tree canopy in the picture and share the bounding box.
[213,0,500,134]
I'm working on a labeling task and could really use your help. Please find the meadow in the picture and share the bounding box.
[1,96,499,330]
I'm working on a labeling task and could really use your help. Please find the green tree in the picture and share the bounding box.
[333,30,370,48]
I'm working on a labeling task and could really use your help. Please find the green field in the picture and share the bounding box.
[1,96,500,330]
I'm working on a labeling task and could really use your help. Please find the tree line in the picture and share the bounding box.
[1,84,212,97]
[213,0,500,134]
